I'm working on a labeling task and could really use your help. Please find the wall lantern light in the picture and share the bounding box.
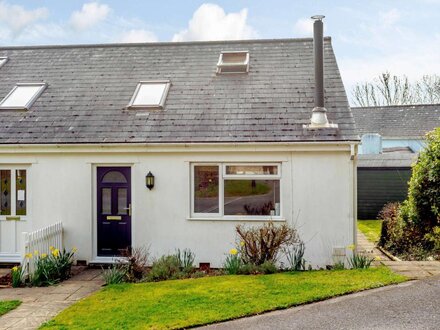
[146,171,155,190]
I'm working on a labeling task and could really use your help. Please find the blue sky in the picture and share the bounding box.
[1,1,439,93]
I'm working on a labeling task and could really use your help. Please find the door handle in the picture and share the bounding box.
[123,203,131,216]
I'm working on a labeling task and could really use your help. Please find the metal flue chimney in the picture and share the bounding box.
[309,15,331,128]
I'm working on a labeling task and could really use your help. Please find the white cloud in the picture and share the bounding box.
[293,18,313,37]
[69,2,110,31]
[0,1,48,36]
[172,3,256,42]
[118,29,158,43]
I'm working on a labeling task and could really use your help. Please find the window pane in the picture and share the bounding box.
[102,188,111,215]
[102,171,127,183]
[224,180,280,216]
[15,170,26,216]
[118,188,128,215]
[194,166,219,214]
[0,170,11,215]
[226,165,278,175]
[133,83,167,106]
[1,85,42,107]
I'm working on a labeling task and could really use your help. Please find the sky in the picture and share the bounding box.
[1,0,440,96]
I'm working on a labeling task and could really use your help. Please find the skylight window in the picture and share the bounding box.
[128,80,171,110]
[216,51,249,74]
[0,57,8,69]
[0,83,47,111]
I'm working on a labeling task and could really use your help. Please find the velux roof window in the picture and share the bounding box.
[128,80,171,110]
[0,83,47,111]
[0,57,8,69]
[216,51,249,74]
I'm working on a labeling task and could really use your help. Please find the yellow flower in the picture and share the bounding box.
[34,250,39,256]
[12,266,18,272]
[49,246,55,251]
[347,244,356,251]
[52,249,60,257]
[229,248,238,255]
[25,253,33,259]
[374,256,382,261]
[41,253,47,258]
[240,241,245,247]
[72,246,78,253]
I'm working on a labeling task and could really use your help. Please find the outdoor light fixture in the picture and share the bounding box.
[146,171,155,190]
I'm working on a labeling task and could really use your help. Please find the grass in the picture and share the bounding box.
[41,267,405,330]
[358,220,383,243]
[196,180,271,198]
[0,300,21,316]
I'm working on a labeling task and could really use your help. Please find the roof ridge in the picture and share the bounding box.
[0,36,332,51]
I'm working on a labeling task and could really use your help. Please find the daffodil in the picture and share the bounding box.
[347,244,356,251]
[240,241,245,247]
[49,246,55,251]
[229,248,238,255]
[25,253,33,259]
[52,248,60,257]
[72,246,78,253]
[12,266,18,272]
[34,250,39,256]
[374,256,381,261]
[41,253,47,258]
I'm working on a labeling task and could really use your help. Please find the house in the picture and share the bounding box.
[352,104,440,219]
[0,17,359,268]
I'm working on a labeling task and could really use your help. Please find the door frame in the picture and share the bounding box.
[91,163,135,263]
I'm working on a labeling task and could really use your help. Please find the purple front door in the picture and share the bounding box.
[97,167,131,256]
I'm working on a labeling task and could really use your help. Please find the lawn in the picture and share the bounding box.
[358,220,382,243]
[42,267,405,330]
[0,300,21,316]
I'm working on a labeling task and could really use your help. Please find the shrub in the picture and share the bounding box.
[121,246,149,282]
[348,253,374,269]
[332,260,345,270]
[223,249,242,275]
[147,255,180,282]
[284,241,306,271]
[236,222,300,265]
[11,266,23,288]
[102,264,127,285]
[175,248,195,273]
[258,261,278,274]
[378,202,400,247]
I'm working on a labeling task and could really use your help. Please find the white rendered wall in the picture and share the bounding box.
[0,146,355,268]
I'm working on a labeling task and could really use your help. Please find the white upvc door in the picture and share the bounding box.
[0,166,31,262]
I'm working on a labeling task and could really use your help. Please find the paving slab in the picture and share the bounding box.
[0,268,104,330]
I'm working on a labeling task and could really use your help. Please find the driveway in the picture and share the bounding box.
[201,275,440,330]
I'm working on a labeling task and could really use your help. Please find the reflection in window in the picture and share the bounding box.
[102,188,111,214]
[224,180,280,216]
[226,165,278,175]
[15,170,26,215]
[102,171,127,184]
[194,166,219,214]
[1,170,11,215]
[118,188,128,215]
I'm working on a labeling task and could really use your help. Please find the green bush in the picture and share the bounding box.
[11,266,23,288]
[258,261,278,274]
[223,251,242,275]
[147,255,181,282]
[102,264,127,285]
[348,253,374,269]
[379,128,440,259]
[174,248,195,273]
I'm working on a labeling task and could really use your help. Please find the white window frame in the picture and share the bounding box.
[0,57,8,69]
[0,166,29,221]
[127,80,171,110]
[216,51,249,74]
[0,82,47,111]
[190,163,282,221]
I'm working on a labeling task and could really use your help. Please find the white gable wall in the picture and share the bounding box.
[0,143,356,268]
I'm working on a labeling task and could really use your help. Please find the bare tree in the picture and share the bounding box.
[352,72,440,107]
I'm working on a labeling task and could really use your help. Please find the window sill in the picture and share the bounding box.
[187,217,286,222]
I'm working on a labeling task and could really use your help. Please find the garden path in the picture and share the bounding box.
[0,268,103,330]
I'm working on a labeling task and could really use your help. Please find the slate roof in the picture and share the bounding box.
[352,104,440,139]
[0,38,358,144]
[357,153,418,168]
